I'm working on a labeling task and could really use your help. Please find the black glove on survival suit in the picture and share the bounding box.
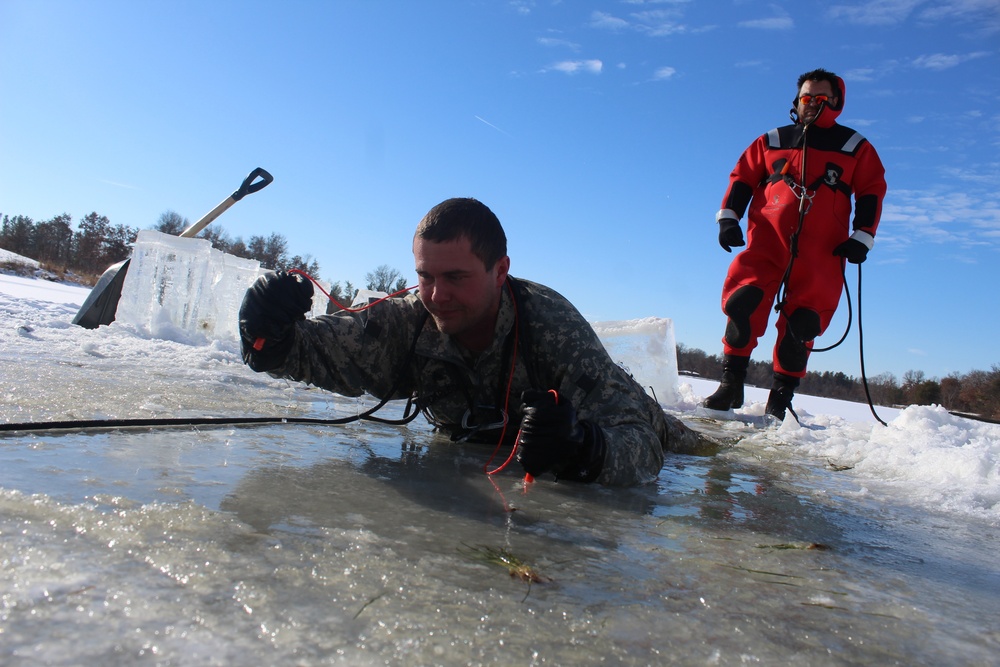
[717,218,745,253]
[515,389,607,483]
[239,270,314,372]
[832,237,869,264]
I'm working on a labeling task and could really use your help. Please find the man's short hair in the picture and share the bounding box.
[797,68,841,99]
[415,198,508,269]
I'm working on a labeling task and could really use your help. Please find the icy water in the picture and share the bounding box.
[2,401,999,666]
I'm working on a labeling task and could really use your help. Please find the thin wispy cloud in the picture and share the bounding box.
[827,0,922,26]
[101,179,139,190]
[919,0,1000,34]
[474,115,513,138]
[653,66,677,80]
[883,188,1000,252]
[589,8,693,36]
[843,67,878,82]
[537,36,580,51]
[631,9,688,35]
[508,0,533,16]
[738,16,794,30]
[912,51,991,70]
[828,0,1000,33]
[590,11,630,31]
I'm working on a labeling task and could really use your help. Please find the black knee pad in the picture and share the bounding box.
[723,285,764,349]
[777,308,821,372]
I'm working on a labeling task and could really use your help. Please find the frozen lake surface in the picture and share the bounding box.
[1,275,998,665]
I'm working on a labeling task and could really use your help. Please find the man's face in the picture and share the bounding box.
[796,79,837,124]
[413,235,510,348]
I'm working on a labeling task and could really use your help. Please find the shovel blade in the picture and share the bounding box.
[71,259,130,329]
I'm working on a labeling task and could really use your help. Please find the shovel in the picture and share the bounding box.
[72,167,273,329]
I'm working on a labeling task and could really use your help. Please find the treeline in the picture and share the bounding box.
[1,209,410,309]
[1,212,135,278]
[677,344,1000,421]
[0,210,321,279]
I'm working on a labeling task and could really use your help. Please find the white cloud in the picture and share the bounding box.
[653,66,677,80]
[547,59,603,75]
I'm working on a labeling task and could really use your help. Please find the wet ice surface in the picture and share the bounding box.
[2,282,999,665]
[3,410,999,666]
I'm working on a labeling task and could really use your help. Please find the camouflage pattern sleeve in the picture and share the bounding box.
[515,280,682,486]
[266,294,426,400]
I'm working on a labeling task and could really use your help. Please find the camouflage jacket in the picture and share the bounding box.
[269,277,697,486]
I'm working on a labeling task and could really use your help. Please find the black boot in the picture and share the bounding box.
[703,355,749,411]
[765,373,799,422]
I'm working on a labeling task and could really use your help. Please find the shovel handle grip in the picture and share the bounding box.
[232,167,273,202]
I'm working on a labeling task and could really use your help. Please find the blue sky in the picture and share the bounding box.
[2,0,998,381]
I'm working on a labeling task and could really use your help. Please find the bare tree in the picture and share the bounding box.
[154,210,188,235]
[365,264,403,292]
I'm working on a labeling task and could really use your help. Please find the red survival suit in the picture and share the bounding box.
[715,76,886,378]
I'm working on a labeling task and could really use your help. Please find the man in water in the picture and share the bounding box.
[703,68,887,421]
[239,197,703,486]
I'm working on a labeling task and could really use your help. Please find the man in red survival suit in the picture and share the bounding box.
[703,68,887,422]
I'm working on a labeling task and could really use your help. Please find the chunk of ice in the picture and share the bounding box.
[592,317,679,406]
[116,231,263,344]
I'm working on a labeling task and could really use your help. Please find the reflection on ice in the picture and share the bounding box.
[2,422,998,665]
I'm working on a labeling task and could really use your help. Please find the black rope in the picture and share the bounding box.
[1,414,355,434]
[0,401,423,435]
[855,264,888,426]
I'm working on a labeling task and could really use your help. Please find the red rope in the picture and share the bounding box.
[252,269,416,350]
[287,268,416,313]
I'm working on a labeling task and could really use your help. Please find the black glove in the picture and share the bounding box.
[515,390,606,483]
[239,271,314,372]
[718,218,745,252]
[832,238,869,264]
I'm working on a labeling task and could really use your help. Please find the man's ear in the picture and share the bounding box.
[494,255,510,286]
